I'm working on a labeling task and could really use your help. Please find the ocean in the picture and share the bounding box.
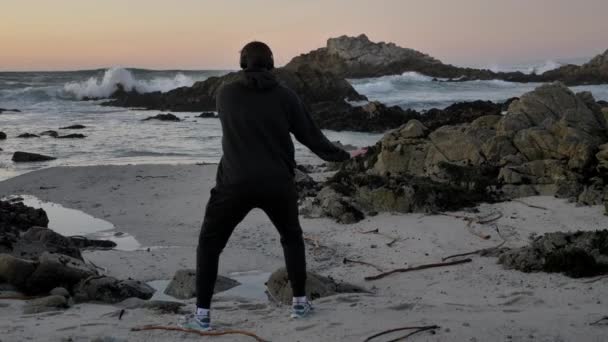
[1,60,608,181]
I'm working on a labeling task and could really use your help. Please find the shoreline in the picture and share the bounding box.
[1,164,607,341]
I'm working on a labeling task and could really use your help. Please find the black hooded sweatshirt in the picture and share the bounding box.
[215,68,350,186]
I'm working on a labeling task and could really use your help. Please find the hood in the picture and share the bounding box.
[238,69,278,90]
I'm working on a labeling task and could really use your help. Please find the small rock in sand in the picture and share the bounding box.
[73,276,155,303]
[11,151,57,163]
[56,133,86,139]
[17,133,40,138]
[23,295,69,314]
[142,113,181,122]
[164,269,239,299]
[59,124,86,130]
[0,131,7,139]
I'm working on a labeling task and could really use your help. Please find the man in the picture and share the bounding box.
[188,41,352,331]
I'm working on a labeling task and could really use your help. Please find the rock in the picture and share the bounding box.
[497,230,608,278]
[0,108,20,113]
[56,134,86,139]
[314,186,365,224]
[266,267,366,305]
[0,132,6,140]
[142,113,181,122]
[20,227,82,260]
[11,151,56,162]
[49,287,70,298]
[198,112,216,118]
[59,124,86,129]
[0,254,37,287]
[23,295,68,314]
[39,130,59,137]
[164,269,239,299]
[398,119,427,139]
[17,133,40,138]
[0,200,49,232]
[25,252,97,294]
[117,297,186,314]
[73,276,154,303]
[294,168,319,200]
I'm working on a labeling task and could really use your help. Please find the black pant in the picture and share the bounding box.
[196,180,307,309]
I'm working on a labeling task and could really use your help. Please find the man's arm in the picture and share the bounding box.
[287,90,350,162]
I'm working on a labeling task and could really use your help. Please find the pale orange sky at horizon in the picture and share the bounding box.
[1,0,607,71]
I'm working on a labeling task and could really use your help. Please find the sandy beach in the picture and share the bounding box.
[0,164,606,341]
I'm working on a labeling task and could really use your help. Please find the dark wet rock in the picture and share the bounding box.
[164,269,239,299]
[11,151,56,162]
[25,252,97,294]
[18,227,82,260]
[40,130,59,138]
[117,297,187,314]
[310,101,418,132]
[267,267,367,305]
[17,133,40,138]
[0,254,37,287]
[0,108,20,114]
[59,124,86,130]
[497,230,608,278]
[57,133,86,139]
[300,186,365,224]
[294,168,320,200]
[0,132,6,140]
[142,113,181,122]
[0,200,49,232]
[68,235,117,250]
[198,112,216,118]
[23,295,69,314]
[73,276,154,303]
[285,34,608,85]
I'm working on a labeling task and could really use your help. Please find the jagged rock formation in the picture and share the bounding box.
[285,34,608,85]
[303,83,608,222]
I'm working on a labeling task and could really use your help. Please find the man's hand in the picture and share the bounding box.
[350,147,368,158]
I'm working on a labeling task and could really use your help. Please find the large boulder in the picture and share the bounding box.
[25,252,97,294]
[0,254,37,287]
[266,267,366,305]
[163,269,239,299]
[497,230,608,278]
[11,152,56,163]
[73,276,155,303]
[0,132,6,140]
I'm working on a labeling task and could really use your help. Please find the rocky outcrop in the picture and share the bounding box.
[40,130,59,137]
[142,113,181,122]
[163,269,239,299]
[57,133,86,139]
[198,112,216,118]
[266,267,366,305]
[303,83,608,223]
[17,133,39,138]
[0,132,7,140]
[73,276,155,303]
[540,49,608,85]
[0,108,20,114]
[12,152,56,162]
[497,230,608,278]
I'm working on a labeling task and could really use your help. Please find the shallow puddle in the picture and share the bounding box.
[4,195,140,251]
[148,270,271,302]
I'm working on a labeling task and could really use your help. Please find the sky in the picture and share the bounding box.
[1,0,607,71]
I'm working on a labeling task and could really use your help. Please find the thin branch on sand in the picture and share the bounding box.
[364,325,440,342]
[442,224,507,261]
[357,228,402,247]
[364,258,472,281]
[343,257,384,272]
[589,316,608,326]
[131,325,268,342]
[441,212,502,240]
[582,275,608,284]
[512,199,548,211]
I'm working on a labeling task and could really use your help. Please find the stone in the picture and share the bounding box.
[398,119,427,138]
[198,112,216,118]
[73,276,155,303]
[142,113,181,122]
[23,295,68,314]
[0,132,6,140]
[497,230,608,278]
[164,269,239,299]
[0,254,37,287]
[59,124,86,129]
[11,151,56,162]
[49,287,70,298]
[21,227,82,259]
[117,297,187,314]
[25,252,97,294]
[266,267,366,305]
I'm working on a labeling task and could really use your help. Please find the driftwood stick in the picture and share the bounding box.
[364,325,439,342]
[512,199,548,211]
[131,325,268,342]
[387,325,440,342]
[589,316,608,326]
[360,228,380,234]
[582,275,608,284]
[442,241,506,261]
[364,259,472,281]
[343,258,384,272]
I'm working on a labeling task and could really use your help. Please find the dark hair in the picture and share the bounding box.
[240,41,274,70]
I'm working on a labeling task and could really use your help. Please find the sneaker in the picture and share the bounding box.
[290,301,313,319]
[180,313,212,331]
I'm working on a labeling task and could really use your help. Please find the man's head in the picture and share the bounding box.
[240,41,274,70]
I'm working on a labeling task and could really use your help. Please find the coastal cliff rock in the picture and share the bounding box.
[285,34,608,85]
[305,83,608,222]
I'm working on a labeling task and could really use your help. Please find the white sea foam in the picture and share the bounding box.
[63,67,198,99]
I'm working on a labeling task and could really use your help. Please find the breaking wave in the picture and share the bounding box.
[63,67,199,99]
